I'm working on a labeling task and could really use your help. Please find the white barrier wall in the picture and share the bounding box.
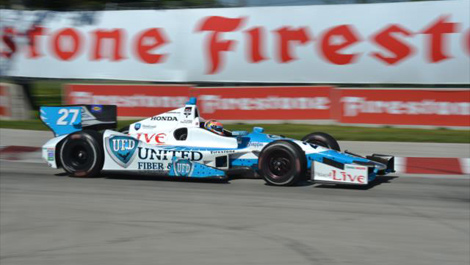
[1,0,469,84]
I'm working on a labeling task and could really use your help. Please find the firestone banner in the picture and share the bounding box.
[64,84,470,127]
[334,88,470,127]
[1,0,469,84]
[196,86,332,120]
[65,84,191,117]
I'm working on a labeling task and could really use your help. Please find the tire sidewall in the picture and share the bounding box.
[259,140,306,186]
[301,132,340,151]
[60,131,103,177]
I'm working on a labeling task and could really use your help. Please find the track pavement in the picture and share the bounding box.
[1,129,469,265]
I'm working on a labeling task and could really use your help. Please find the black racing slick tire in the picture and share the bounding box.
[59,130,104,178]
[258,140,307,186]
[301,132,340,151]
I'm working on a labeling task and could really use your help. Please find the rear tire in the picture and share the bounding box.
[258,140,306,186]
[302,132,340,151]
[59,130,104,178]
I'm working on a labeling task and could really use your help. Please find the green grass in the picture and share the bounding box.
[31,80,155,107]
[33,80,64,106]
[1,120,468,143]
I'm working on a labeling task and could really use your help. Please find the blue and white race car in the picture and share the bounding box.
[40,98,394,186]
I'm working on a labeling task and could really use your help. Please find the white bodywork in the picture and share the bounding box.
[312,161,369,185]
[42,135,67,168]
[128,106,238,149]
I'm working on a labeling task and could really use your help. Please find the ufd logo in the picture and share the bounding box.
[105,135,139,168]
[173,159,193,177]
[112,138,136,151]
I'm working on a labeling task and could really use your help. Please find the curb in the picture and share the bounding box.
[394,157,470,175]
[0,146,42,161]
[1,145,469,175]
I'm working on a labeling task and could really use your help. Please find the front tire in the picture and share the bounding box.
[59,130,104,177]
[302,132,340,151]
[258,140,306,186]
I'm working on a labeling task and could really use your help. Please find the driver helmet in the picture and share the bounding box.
[205,120,224,135]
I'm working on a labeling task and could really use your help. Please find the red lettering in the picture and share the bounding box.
[135,28,168,64]
[91,29,126,61]
[135,133,166,144]
[357,175,365,184]
[1,27,16,59]
[320,25,361,65]
[155,133,166,144]
[348,174,357,182]
[371,24,414,65]
[26,26,45,58]
[422,16,460,63]
[274,27,311,63]
[144,133,154,143]
[51,28,82,61]
[245,27,267,63]
[197,16,245,74]
[332,170,341,181]
[330,169,365,184]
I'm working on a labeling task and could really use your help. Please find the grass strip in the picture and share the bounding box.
[1,120,468,143]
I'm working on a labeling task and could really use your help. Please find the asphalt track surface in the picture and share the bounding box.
[1,129,470,265]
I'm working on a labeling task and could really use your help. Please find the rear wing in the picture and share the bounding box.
[40,105,117,136]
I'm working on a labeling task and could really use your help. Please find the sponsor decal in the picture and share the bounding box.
[184,107,192,117]
[315,171,330,178]
[47,148,55,161]
[136,133,167,144]
[210,150,235,154]
[345,165,368,170]
[173,159,193,177]
[138,147,203,161]
[137,133,167,144]
[90,105,103,113]
[330,170,366,184]
[180,120,192,124]
[138,162,168,170]
[248,142,265,148]
[142,124,156,129]
[134,123,141,131]
[313,161,367,184]
[314,169,366,184]
[151,116,178,121]
[105,135,139,168]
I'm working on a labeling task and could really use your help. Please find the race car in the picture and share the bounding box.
[40,97,394,186]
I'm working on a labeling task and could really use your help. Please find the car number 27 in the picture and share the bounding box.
[57,108,80,125]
